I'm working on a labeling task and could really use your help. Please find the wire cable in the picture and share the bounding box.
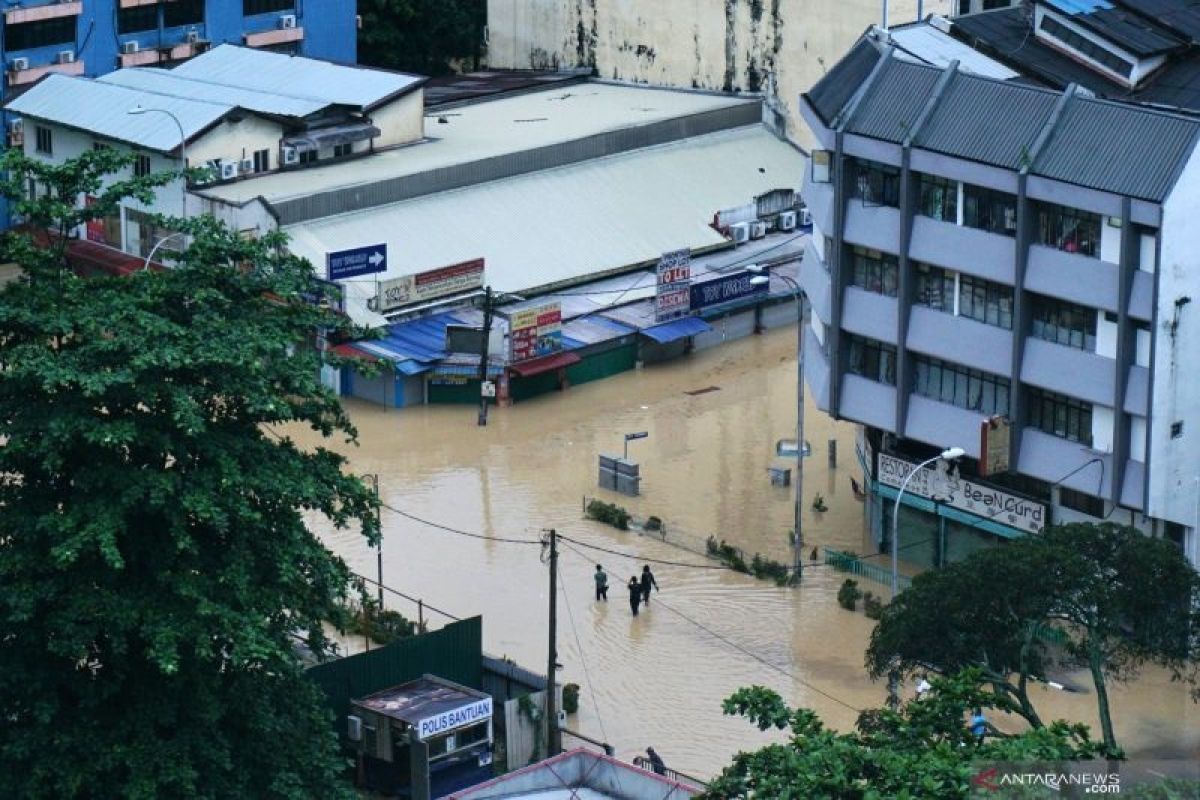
[378,500,544,545]
[555,559,613,747]
[558,534,733,570]
[350,571,463,621]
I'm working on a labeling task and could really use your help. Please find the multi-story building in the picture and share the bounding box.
[799,31,1200,569]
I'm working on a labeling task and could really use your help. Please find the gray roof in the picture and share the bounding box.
[803,37,1200,201]
[98,68,330,119]
[172,44,424,111]
[807,38,881,124]
[6,74,232,152]
[1045,0,1183,56]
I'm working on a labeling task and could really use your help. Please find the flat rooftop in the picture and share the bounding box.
[198,82,756,206]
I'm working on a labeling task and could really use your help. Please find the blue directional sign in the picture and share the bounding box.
[326,243,387,281]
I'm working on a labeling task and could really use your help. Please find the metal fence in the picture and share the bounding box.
[824,548,911,591]
[632,755,709,789]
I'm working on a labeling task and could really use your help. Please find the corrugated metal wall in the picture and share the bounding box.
[693,309,757,351]
[566,342,637,385]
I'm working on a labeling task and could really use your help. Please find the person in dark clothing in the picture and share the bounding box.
[627,576,642,616]
[594,564,608,602]
[640,565,659,605]
[646,747,666,776]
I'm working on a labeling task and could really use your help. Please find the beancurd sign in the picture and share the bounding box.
[416,698,493,740]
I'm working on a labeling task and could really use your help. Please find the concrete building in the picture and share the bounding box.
[799,32,1200,568]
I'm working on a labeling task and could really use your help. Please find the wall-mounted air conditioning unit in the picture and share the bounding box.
[279,14,297,29]
[778,210,797,232]
[56,51,75,65]
[281,145,299,166]
[730,222,750,245]
[799,206,813,226]
[10,57,29,72]
[749,220,767,240]
[121,42,139,55]
[7,119,24,147]
[186,30,200,44]
[239,158,253,173]
[220,160,239,181]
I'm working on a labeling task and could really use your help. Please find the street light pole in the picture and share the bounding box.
[142,231,187,271]
[890,446,965,599]
[127,105,187,220]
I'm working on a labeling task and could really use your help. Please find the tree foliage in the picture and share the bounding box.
[359,0,485,76]
[0,149,378,798]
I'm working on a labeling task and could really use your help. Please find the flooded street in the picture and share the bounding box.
[293,328,1199,777]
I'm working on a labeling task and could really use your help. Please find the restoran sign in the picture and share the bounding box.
[370,258,485,313]
[877,453,1045,535]
[415,697,493,740]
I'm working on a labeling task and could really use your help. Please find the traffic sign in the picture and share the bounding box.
[326,243,387,281]
[625,432,649,441]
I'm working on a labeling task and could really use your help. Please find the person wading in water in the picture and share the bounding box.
[627,576,642,616]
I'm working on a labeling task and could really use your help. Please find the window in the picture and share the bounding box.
[7,17,76,51]
[1164,521,1186,552]
[35,126,52,156]
[912,355,1010,415]
[92,142,110,152]
[853,159,900,207]
[252,149,270,173]
[118,7,158,34]
[1060,487,1105,518]
[164,0,205,27]
[847,335,896,385]
[1027,387,1093,445]
[134,154,151,177]
[963,184,1017,236]
[958,273,1014,329]
[914,262,955,312]
[1039,15,1134,78]
[823,236,833,270]
[918,174,957,222]
[1030,294,1097,351]
[1037,202,1101,257]
[1170,421,1184,439]
[333,142,353,158]
[243,0,294,14]
[298,149,317,165]
[850,246,898,297]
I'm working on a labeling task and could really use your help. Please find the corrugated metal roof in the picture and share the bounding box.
[1046,0,1183,56]
[172,44,423,110]
[99,68,329,119]
[848,60,942,141]
[6,74,231,152]
[806,38,882,124]
[1034,96,1200,199]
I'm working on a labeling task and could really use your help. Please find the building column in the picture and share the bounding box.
[1111,197,1137,507]
[1009,174,1034,466]
[894,146,917,438]
[828,131,850,417]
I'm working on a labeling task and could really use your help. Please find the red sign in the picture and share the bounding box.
[84,196,105,243]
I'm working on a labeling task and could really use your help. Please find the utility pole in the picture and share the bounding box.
[368,473,383,606]
[477,285,494,427]
[544,528,560,758]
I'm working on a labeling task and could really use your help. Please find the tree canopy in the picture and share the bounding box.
[358,0,485,76]
[0,148,378,798]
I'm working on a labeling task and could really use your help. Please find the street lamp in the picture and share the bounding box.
[142,231,187,271]
[749,266,806,584]
[890,446,965,599]
[127,105,187,220]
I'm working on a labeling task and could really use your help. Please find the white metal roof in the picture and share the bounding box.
[199,83,755,205]
[172,44,423,111]
[284,126,805,298]
[6,74,232,152]
[889,21,1021,80]
[98,68,330,119]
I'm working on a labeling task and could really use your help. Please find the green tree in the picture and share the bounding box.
[0,148,379,798]
[703,670,1105,799]
[359,0,485,76]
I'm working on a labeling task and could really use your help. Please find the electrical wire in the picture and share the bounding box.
[558,534,733,570]
[378,500,544,545]
[351,571,463,621]
[555,559,613,746]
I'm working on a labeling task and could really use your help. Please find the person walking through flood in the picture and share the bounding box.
[627,576,642,616]
[640,565,659,606]
[594,564,609,602]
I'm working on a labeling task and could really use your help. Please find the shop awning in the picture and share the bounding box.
[285,122,381,152]
[639,316,713,343]
[508,351,581,378]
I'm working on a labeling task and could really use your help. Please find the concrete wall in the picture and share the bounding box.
[485,0,953,150]
[372,89,426,149]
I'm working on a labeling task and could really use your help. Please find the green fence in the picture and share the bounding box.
[824,548,912,591]
[566,342,637,386]
[306,616,483,747]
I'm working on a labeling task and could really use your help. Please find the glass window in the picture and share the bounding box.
[1030,294,1097,351]
[1036,202,1101,257]
[918,174,957,222]
[165,0,205,27]
[1060,487,1105,517]
[850,246,898,297]
[244,0,294,14]
[852,159,900,208]
[7,17,76,50]
[35,126,52,156]
[252,149,270,173]
[958,273,1014,329]
[847,335,897,385]
[911,354,1009,416]
[134,154,151,178]
[963,184,1017,237]
[1027,387,1093,445]
[914,262,954,312]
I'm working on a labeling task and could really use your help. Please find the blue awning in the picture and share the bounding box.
[639,316,713,344]
[396,360,431,376]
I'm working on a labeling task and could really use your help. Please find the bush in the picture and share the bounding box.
[586,499,630,530]
[347,600,420,645]
[751,553,792,586]
[863,592,884,620]
[562,683,580,714]
[837,579,862,611]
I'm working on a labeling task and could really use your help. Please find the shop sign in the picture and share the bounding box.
[877,453,1046,534]
[509,302,562,362]
[689,270,768,312]
[327,243,387,281]
[655,248,692,323]
[371,258,484,313]
[415,697,492,740]
[980,416,1011,477]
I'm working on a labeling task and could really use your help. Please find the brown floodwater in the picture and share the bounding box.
[290,328,1199,778]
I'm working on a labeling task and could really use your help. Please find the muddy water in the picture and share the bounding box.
[292,328,1199,777]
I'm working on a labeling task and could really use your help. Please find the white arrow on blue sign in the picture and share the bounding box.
[326,243,388,281]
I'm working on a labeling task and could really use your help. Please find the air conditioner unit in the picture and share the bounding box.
[750,220,767,240]
[799,206,813,227]
[240,157,254,173]
[279,14,298,29]
[56,50,75,65]
[281,145,299,166]
[186,30,200,44]
[347,715,363,742]
[778,210,797,232]
[730,222,750,245]
[121,42,139,55]
[220,160,239,180]
[10,57,29,72]
[7,119,23,147]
